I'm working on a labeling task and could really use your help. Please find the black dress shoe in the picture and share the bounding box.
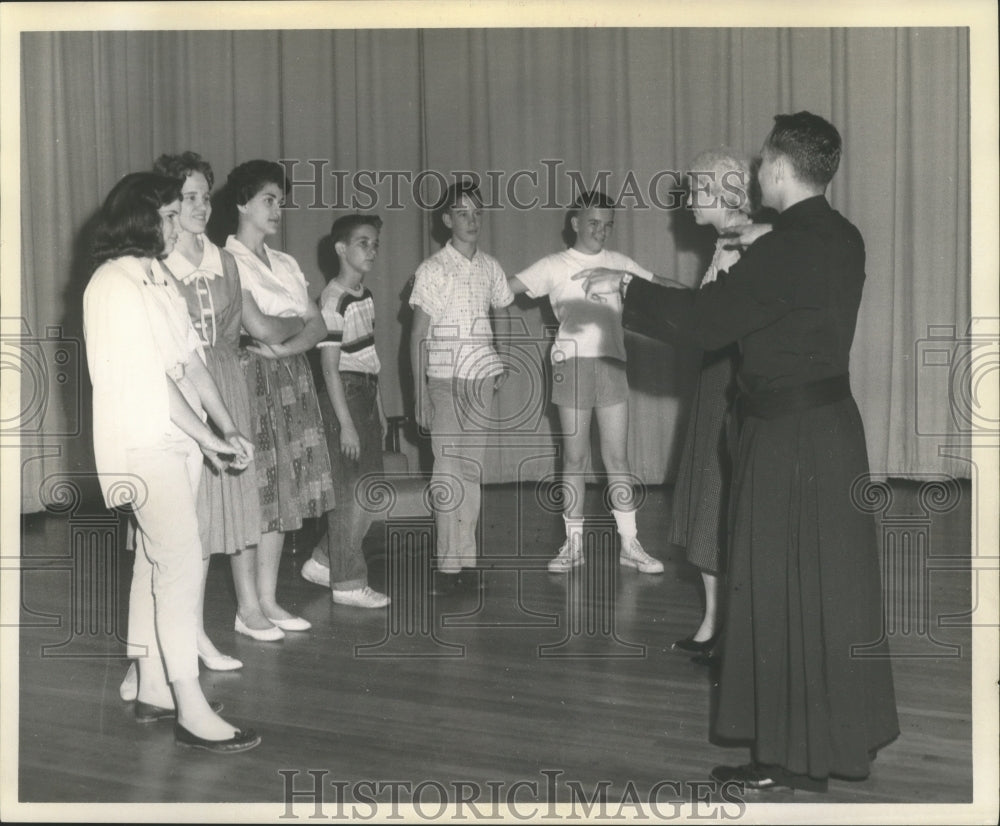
[672,631,719,654]
[135,699,223,724]
[710,763,788,791]
[431,571,460,596]
[457,570,484,592]
[174,723,261,754]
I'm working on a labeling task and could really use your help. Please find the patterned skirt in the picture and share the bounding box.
[242,350,335,533]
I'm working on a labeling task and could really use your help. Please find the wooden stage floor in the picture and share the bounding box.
[13,481,981,816]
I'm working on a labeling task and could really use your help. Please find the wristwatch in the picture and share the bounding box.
[619,272,634,301]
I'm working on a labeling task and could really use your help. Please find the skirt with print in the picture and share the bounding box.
[242,350,335,533]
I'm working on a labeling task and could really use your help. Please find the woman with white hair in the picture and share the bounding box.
[670,148,763,661]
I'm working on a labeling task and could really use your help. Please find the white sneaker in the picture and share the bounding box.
[301,558,331,588]
[332,586,391,608]
[619,538,664,574]
[548,539,584,573]
[119,661,137,701]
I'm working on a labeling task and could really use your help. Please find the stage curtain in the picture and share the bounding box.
[17,28,969,511]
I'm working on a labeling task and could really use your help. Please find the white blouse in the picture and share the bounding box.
[224,235,309,318]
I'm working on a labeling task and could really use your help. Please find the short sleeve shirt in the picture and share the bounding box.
[225,235,309,318]
[317,279,381,375]
[514,247,653,362]
[409,241,514,379]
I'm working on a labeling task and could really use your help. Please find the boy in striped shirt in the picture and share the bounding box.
[301,214,390,608]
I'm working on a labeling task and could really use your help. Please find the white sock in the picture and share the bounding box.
[563,516,584,549]
[612,509,638,544]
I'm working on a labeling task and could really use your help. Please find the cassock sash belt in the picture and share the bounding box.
[736,373,852,420]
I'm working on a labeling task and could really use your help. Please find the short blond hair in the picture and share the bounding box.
[688,148,753,214]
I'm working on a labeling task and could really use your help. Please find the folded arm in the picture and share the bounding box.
[246,299,326,358]
[241,289,306,345]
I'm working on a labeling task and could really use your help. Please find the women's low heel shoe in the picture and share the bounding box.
[234,615,285,642]
[136,699,223,724]
[264,615,311,632]
[199,651,244,671]
[671,631,720,654]
[175,723,261,754]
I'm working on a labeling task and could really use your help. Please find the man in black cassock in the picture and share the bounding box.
[576,111,899,792]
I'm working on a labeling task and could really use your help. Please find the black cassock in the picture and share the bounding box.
[624,195,899,783]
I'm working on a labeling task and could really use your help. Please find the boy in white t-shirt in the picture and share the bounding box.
[509,190,663,574]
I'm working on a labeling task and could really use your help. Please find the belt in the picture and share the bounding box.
[341,371,379,384]
[736,374,852,420]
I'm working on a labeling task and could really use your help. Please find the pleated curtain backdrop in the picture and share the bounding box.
[18,28,970,512]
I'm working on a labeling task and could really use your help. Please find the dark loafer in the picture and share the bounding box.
[710,763,788,791]
[457,571,485,592]
[135,699,223,724]
[672,632,719,654]
[174,723,261,754]
[431,572,460,596]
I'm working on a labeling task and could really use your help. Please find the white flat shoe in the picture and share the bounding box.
[199,651,244,671]
[234,614,285,641]
[264,614,312,632]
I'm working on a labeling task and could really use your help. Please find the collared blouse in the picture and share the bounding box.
[224,235,310,319]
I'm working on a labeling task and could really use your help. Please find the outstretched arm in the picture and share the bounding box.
[508,275,531,295]
[577,231,813,351]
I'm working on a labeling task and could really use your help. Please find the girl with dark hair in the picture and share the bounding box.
[224,160,335,636]
[84,172,259,752]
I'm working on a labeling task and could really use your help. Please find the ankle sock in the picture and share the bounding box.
[563,516,584,549]
[612,508,638,544]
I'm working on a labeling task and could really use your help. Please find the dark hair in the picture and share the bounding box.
[435,181,483,215]
[763,111,842,187]
[569,189,616,220]
[225,160,288,206]
[153,151,214,189]
[331,213,383,247]
[91,172,181,266]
